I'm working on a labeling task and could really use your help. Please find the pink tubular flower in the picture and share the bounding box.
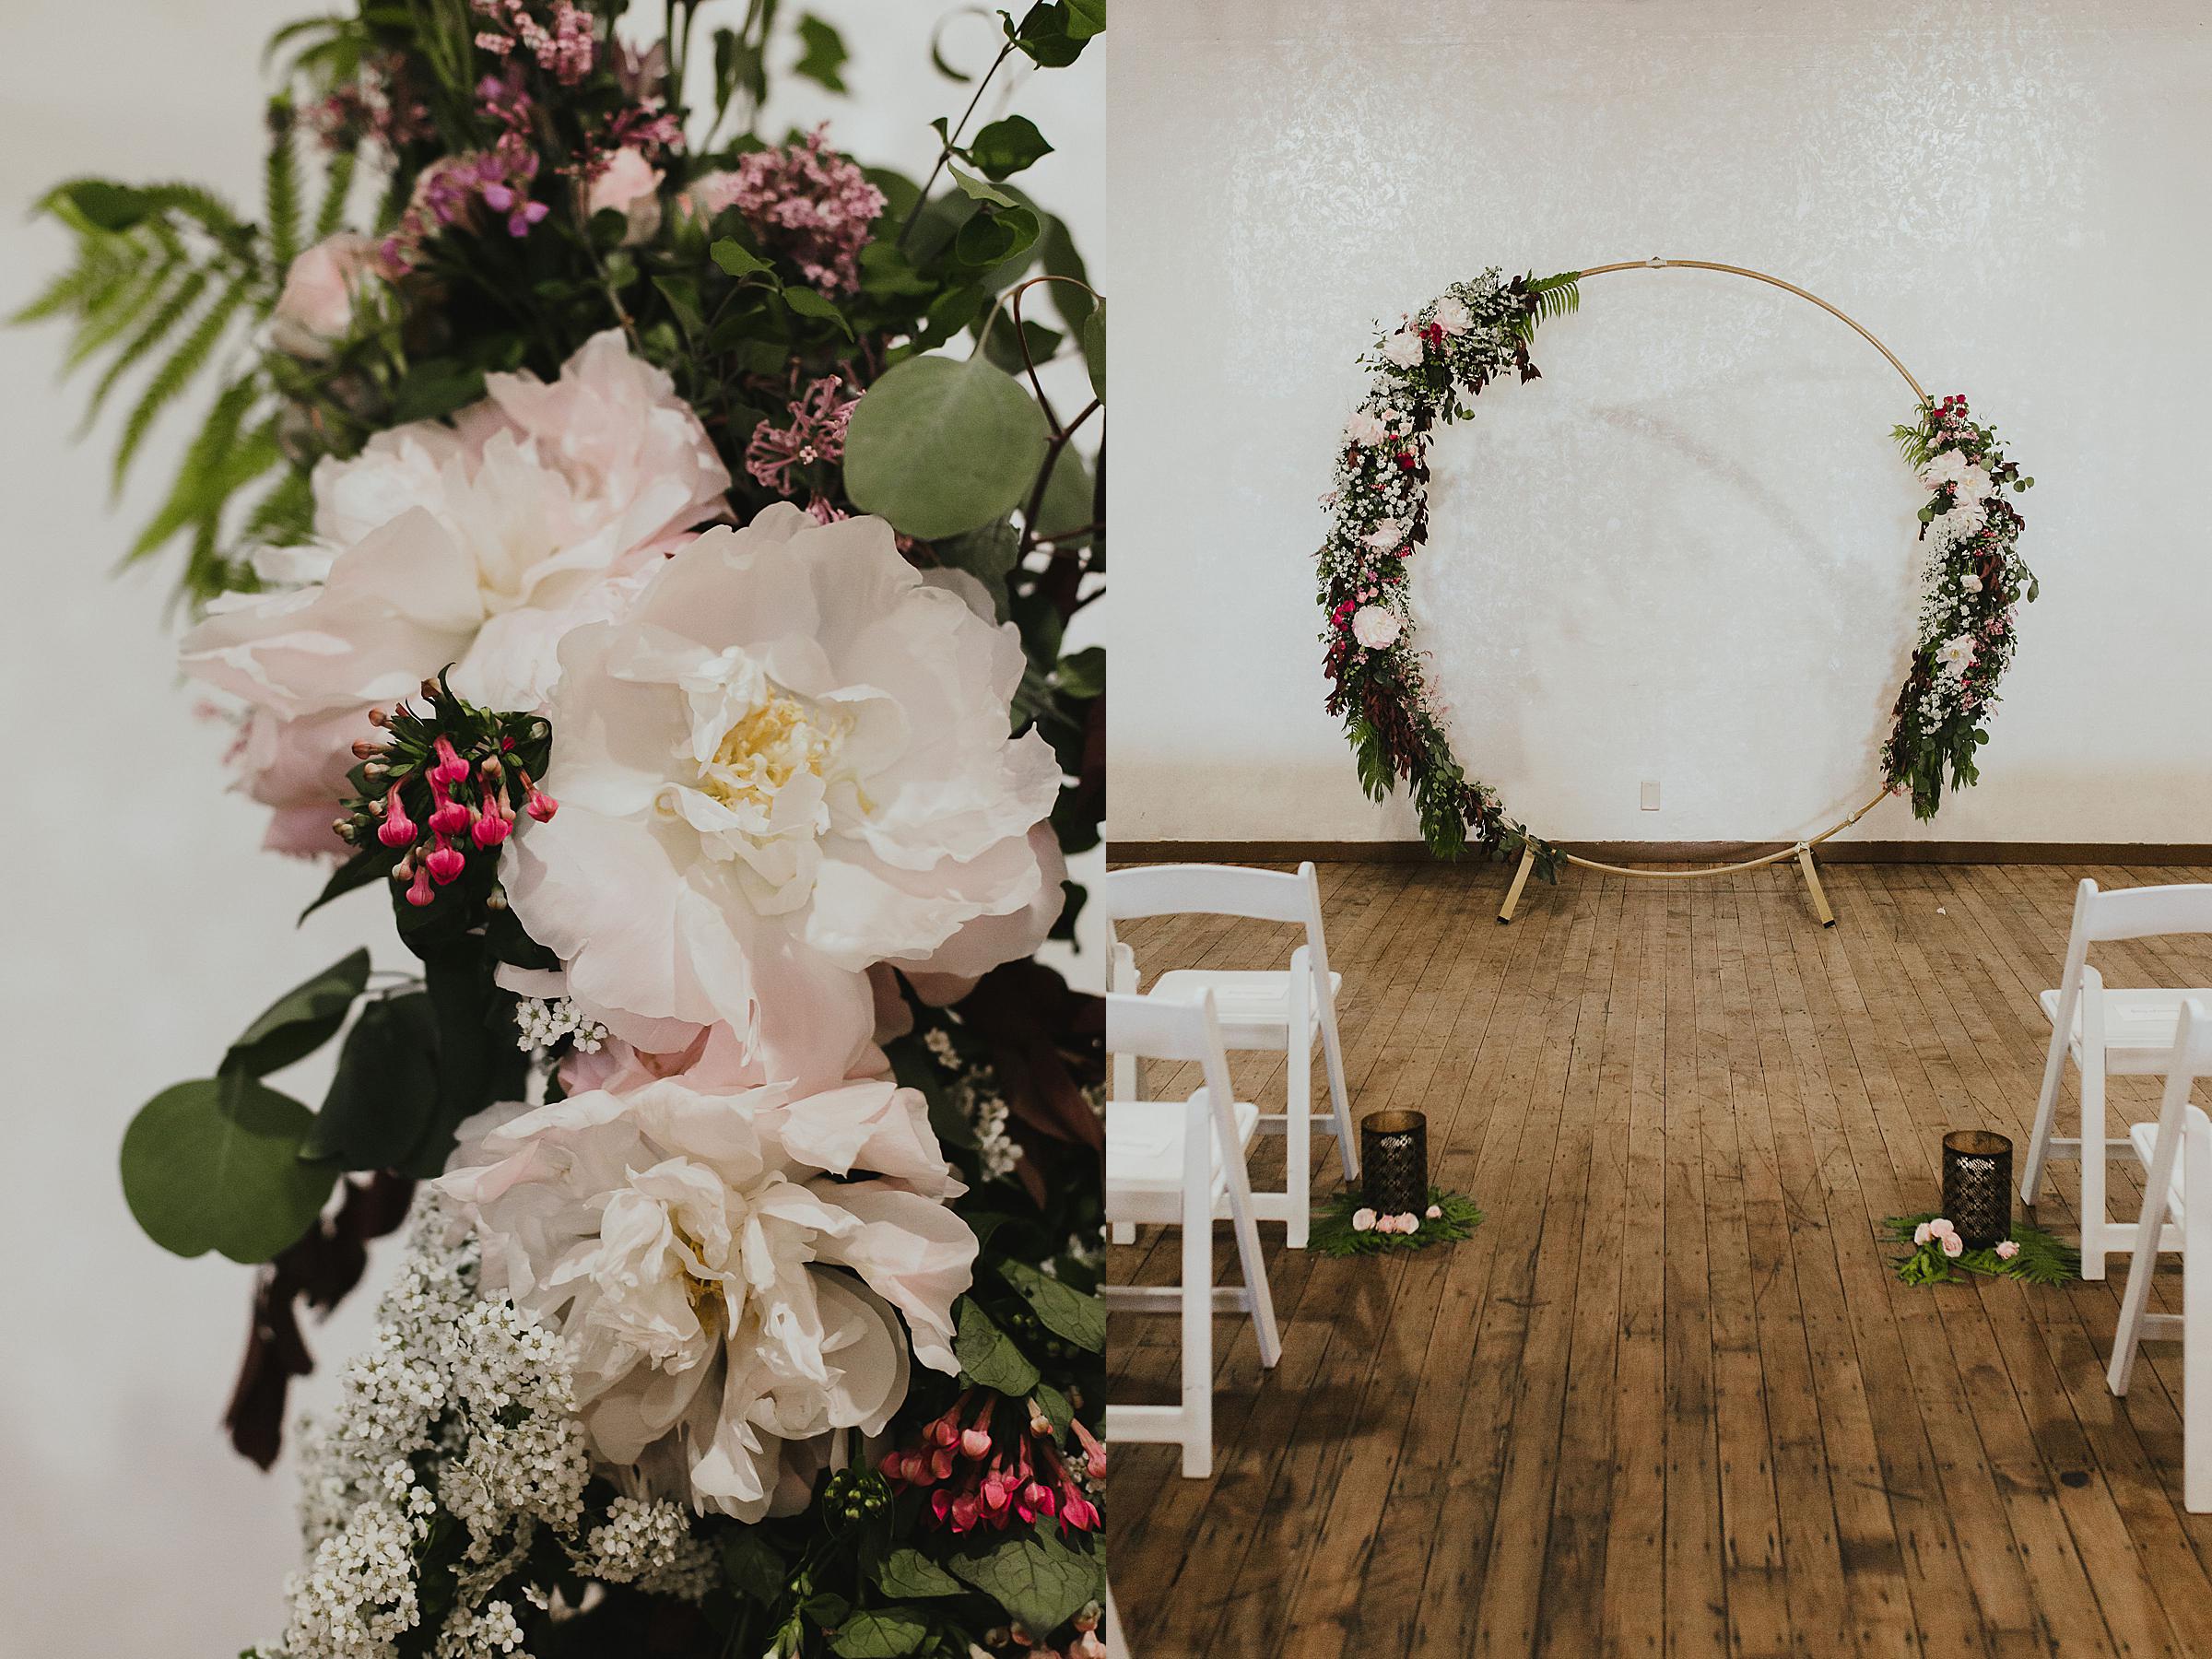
[700,126,885,294]
[745,375,858,494]
[375,784,418,849]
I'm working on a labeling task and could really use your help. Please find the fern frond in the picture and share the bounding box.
[124,376,259,561]
[265,103,303,270]
[314,147,358,240]
[112,278,249,492]
[84,267,207,428]
[1507,270,1582,346]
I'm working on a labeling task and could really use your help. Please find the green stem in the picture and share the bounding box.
[898,39,1018,250]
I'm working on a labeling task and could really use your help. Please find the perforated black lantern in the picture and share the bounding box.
[1360,1110,1429,1218]
[1942,1129,2013,1250]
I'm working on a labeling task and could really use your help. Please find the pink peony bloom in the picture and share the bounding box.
[1351,605,1402,651]
[269,232,378,359]
[582,144,663,245]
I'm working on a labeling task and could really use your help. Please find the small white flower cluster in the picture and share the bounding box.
[925,1024,1022,1181]
[512,995,607,1053]
[265,1196,708,1659]
[577,1497,717,1598]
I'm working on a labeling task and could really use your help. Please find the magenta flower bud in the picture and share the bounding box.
[426,838,465,886]
[961,1427,993,1460]
[376,786,418,850]
[472,809,511,850]
[429,798,472,837]
[405,865,435,908]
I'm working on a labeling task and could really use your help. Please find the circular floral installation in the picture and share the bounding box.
[1315,267,2038,869]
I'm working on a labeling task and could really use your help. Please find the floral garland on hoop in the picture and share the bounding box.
[1315,267,2037,868]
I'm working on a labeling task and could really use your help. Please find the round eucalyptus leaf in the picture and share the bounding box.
[844,354,1050,540]
[121,1076,337,1263]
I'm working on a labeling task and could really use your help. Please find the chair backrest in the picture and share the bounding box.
[1106,990,1236,1117]
[1104,862,1318,926]
[2176,999,2212,1082]
[2051,879,2212,1021]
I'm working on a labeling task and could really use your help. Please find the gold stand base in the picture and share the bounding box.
[1495,840,1841,927]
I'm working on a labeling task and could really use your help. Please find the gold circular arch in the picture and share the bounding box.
[1493,257,1930,924]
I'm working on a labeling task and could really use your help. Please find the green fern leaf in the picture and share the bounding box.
[314,147,357,240]
[265,103,303,270]
[124,376,259,561]
[10,258,104,326]
[85,267,206,425]
[112,277,248,493]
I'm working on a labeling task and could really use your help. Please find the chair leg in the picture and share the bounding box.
[2021,1021,2071,1205]
[1285,1039,1312,1250]
[1227,1165,1282,1370]
[2109,1182,2170,1397]
[1179,1203,1212,1478]
[2188,1123,2212,1512]
[2083,1060,2109,1281]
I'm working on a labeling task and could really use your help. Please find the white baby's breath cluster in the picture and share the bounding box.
[512,995,606,1053]
[926,1024,1022,1181]
[261,1196,706,1659]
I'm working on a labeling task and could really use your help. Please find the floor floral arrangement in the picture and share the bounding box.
[20,4,1106,1656]
[1885,1215,2079,1287]
[1309,1188,1484,1257]
[1314,269,2037,866]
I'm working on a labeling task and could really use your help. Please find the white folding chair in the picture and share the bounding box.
[2107,999,2212,1511]
[1104,992,1282,1478]
[1103,862,1355,1249]
[2019,878,2212,1278]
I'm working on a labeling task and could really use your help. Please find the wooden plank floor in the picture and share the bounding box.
[1106,861,2212,1659]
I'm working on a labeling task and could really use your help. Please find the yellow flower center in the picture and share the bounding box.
[702,692,849,810]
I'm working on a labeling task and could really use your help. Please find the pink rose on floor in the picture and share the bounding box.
[1912,1221,1934,1246]
[1995,1239,2020,1260]
[1926,1218,1955,1239]
[1940,1232,1965,1258]
[1351,606,1402,651]
[269,232,377,359]
[1395,1212,1419,1232]
[582,145,664,245]
[1426,1204,1442,1220]
[1351,1208,1377,1232]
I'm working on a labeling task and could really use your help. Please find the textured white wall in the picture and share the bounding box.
[1108,0,2212,846]
[0,6,1100,1653]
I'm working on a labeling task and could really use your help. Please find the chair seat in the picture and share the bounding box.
[2129,1121,2191,1221]
[1106,1098,1262,1215]
[2041,987,2212,1072]
[1149,969,1341,1048]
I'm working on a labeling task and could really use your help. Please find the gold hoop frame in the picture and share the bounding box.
[1493,258,1929,926]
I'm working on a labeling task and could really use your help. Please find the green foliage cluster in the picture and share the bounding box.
[1885,1214,2079,1288]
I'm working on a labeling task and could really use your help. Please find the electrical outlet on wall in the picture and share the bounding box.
[1641,780,1661,812]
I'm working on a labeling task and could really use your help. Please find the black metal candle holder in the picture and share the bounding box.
[1943,1129,2014,1249]
[1360,1110,1429,1217]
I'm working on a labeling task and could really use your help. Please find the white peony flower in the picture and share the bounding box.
[501,504,1063,1084]
[1343,409,1389,447]
[1431,296,1472,335]
[269,232,378,359]
[180,332,729,846]
[1935,635,1976,676]
[1959,571,1983,594]
[1382,328,1426,368]
[1921,448,1992,504]
[437,1075,976,1522]
[1362,516,1406,553]
[1351,606,1402,650]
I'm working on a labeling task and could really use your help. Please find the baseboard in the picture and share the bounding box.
[1111,839,2212,867]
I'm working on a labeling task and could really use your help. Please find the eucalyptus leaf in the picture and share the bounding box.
[876,1549,963,1599]
[952,1297,1041,1394]
[121,1076,338,1263]
[998,1258,1104,1351]
[223,947,371,1078]
[306,993,440,1171]
[829,1608,928,1657]
[949,1522,1101,1636]
[968,115,1053,181]
[844,354,1049,539]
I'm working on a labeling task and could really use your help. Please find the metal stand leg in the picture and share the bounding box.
[1498,848,1537,924]
[1794,843,1836,928]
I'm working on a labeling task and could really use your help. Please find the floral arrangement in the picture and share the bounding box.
[1308,1187,1484,1257]
[1885,394,2038,817]
[1886,1214,2078,1287]
[1315,270,2036,865]
[21,4,1109,1655]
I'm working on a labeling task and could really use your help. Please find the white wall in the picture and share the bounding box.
[0,7,1100,1653]
[1108,0,2212,846]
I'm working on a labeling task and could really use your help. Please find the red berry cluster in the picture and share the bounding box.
[335,676,558,908]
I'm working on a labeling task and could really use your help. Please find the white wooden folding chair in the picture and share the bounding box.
[2107,999,2212,1511]
[1104,991,1282,1478]
[1103,862,1355,1249]
[2018,878,2212,1278]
